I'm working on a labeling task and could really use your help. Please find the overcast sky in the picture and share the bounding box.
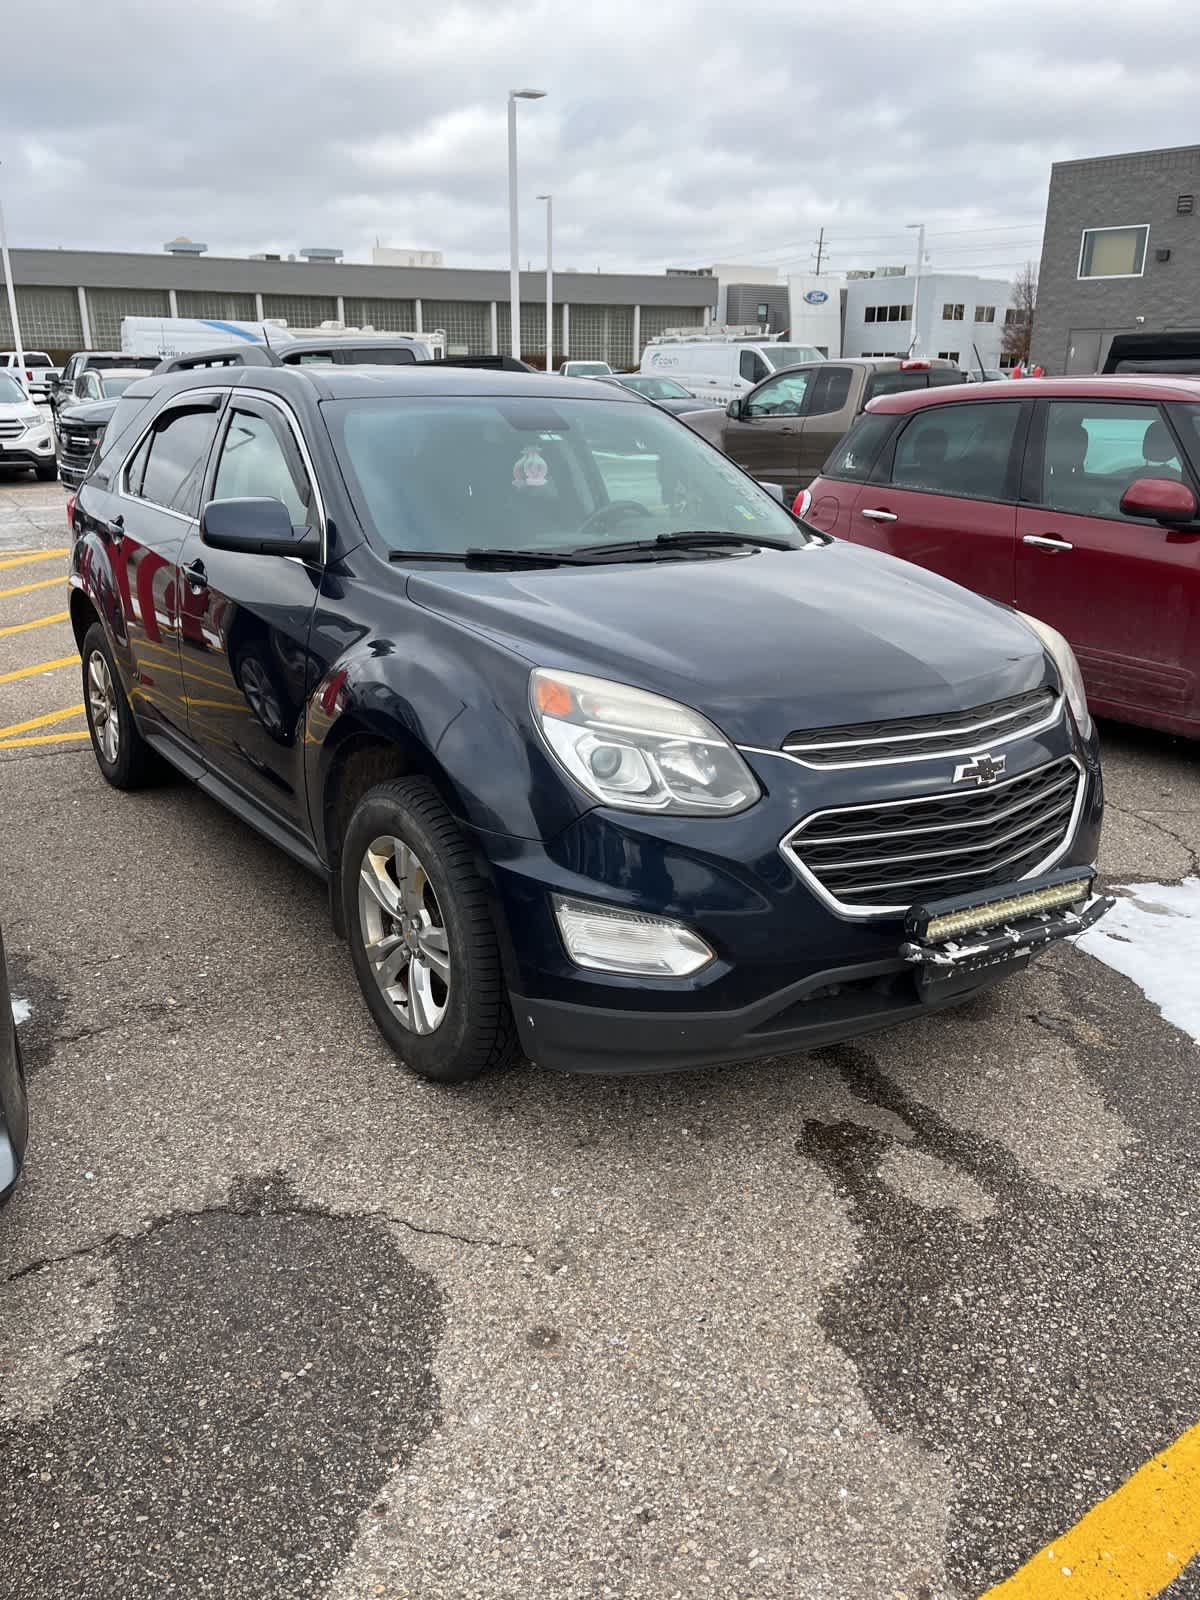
[2,0,1193,284]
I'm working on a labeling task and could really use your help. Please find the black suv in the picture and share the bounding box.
[68,365,1107,1082]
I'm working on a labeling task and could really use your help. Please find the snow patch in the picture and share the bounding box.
[1077,877,1200,1046]
[11,997,30,1026]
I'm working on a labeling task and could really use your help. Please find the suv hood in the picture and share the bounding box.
[408,541,1051,748]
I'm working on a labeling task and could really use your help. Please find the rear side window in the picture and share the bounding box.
[805,367,854,416]
[890,402,1021,502]
[24,354,52,368]
[822,412,895,481]
[343,346,416,365]
[129,407,221,517]
[866,370,937,402]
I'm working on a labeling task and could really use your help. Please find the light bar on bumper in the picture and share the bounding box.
[900,867,1113,973]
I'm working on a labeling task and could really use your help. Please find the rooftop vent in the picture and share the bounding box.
[299,247,344,262]
[163,235,207,255]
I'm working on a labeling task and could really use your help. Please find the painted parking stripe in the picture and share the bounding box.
[0,548,69,572]
[0,574,65,599]
[0,610,70,639]
[0,653,78,686]
[0,729,91,750]
[982,1420,1200,1598]
[0,704,85,740]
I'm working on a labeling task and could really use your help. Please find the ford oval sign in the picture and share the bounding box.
[804,290,829,305]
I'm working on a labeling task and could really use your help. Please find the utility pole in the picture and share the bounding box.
[813,227,825,275]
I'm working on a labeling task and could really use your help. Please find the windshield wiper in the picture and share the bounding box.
[570,529,799,559]
[388,547,590,568]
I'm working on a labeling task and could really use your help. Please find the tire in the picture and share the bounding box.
[340,777,517,1084]
[34,460,58,482]
[81,622,158,789]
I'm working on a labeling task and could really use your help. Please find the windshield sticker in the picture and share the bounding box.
[513,445,550,489]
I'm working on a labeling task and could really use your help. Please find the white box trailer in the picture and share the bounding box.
[120,317,443,362]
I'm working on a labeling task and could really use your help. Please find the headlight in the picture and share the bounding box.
[1018,612,1093,739]
[531,668,760,814]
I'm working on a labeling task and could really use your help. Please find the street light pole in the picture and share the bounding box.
[0,169,26,375]
[906,221,925,356]
[507,89,546,362]
[537,193,553,372]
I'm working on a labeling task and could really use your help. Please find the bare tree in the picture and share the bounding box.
[1002,262,1037,367]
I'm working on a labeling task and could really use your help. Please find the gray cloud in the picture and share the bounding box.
[3,0,1193,284]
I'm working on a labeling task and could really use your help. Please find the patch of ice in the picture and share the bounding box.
[1077,877,1200,1046]
[11,997,30,1025]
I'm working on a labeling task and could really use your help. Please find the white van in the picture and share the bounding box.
[119,317,439,362]
[639,339,824,404]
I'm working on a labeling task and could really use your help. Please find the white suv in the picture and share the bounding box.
[0,370,57,480]
[0,351,60,404]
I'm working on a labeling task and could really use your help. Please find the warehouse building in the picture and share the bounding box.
[0,247,717,368]
[1031,143,1200,373]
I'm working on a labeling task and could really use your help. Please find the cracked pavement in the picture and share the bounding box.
[1,478,1199,1598]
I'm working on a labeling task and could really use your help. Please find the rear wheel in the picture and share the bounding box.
[81,623,158,789]
[340,777,517,1083]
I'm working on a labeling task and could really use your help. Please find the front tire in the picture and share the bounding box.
[81,623,158,789]
[340,777,517,1083]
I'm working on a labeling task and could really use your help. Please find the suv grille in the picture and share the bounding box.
[0,419,23,439]
[59,427,101,470]
[786,756,1081,913]
[783,688,1057,766]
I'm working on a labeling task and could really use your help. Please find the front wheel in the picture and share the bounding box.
[81,623,158,789]
[340,777,518,1083]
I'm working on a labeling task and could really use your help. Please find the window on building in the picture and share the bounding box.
[942,303,965,322]
[1004,307,1029,326]
[889,401,1021,500]
[974,306,996,323]
[1078,225,1149,279]
[863,305,911,325]
[937,351,961,364]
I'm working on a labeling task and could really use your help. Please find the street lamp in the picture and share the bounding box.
[0,166,26,376]
[507,88,546,361]
[906,221,925,356]
[537,193,553,372]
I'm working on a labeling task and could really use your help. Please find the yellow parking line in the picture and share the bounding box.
[0,729,91,750]
[982,1420,1200,1599]
[0,653,78,686]
[0,548,69,572]
[0,574,66,599]
[0,610,70,639]
[0,703,85,739]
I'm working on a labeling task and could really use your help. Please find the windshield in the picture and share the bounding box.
[623,376,691,400]
[0,373,27,404]
[100,375,138,398]
[764,345,823,369]
[324,395,805,556]
[567,363,611,376]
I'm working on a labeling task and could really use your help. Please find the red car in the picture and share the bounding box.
[798,376,1200,740]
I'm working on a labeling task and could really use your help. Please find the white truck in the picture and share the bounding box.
[120,316,444,362]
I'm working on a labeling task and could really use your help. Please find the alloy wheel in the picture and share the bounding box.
[87,650,119,765]
[357,836,451,1034]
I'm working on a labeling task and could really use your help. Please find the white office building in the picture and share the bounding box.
[787,273,845,356]
[843,272,1017,374]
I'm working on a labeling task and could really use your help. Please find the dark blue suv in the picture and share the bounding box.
[68,365,1107,1081]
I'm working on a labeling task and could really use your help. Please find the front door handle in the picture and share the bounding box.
[182,558,208,591]
[861,508,898,523]
[1022,535,1074,553]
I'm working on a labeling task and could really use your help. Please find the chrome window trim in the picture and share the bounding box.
[777,755,1086,920]
[740,695,1063,771]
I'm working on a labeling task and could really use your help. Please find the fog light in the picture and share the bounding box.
[552,894,714,977]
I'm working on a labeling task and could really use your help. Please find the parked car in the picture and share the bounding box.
[1,351,60,404]
[560,360,614,378]
[51,352,160,418]
[800,374,1200,740]
[639,339,825,405]
[57,366,153,410]
[0,370,58,479]
[1102,331,1200,376]
[56,397,124,489]
[68,364,1106,1083]
[0,927,29,1205]
[686,358,965,498]
[595,374,711,415]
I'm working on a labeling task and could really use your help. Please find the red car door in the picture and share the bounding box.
[836,398,1025,602]
[1014,397,1200,731]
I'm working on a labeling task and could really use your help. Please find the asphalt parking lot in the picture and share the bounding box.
[1,473,1198,1599]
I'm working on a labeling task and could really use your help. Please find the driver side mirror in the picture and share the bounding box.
[1119,477,1198,525]
[201,497,321,558]
[726,397,743,419]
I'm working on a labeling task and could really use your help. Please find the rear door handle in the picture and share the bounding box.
[103,514,124,544]
[1022,535,1074,553]
[861,508,898,523]
[183,558,208,591]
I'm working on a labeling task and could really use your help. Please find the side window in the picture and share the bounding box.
[739,350,768,384]
[133,407,222,517]
[805,367,854,417]
[891,402,1021,501]
[822,412,895,481]
[1037,401,1182,520]
[212,407,313,525]
[745,370,811,419]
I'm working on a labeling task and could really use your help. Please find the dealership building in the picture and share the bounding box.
[0,245,717,368]
[841,270,1017,372]
[1031,142,1200,374]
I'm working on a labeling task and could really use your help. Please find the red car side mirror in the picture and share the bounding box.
[1119,477,1198,525]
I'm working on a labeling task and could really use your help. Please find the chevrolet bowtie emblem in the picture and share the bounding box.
[953,752,1007,786]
